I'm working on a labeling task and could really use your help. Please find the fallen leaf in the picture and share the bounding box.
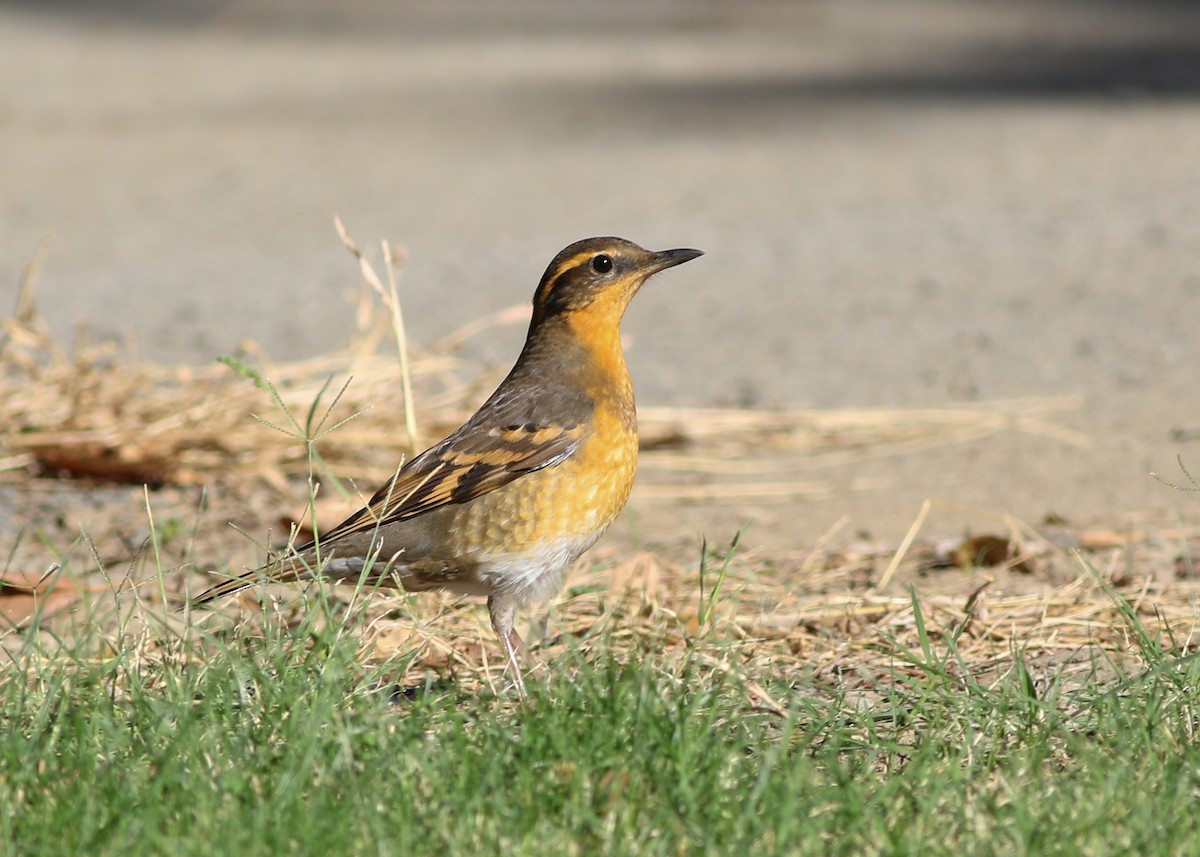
[953,534,1034,574]
[32,441,172,486]
[0,571,83,628]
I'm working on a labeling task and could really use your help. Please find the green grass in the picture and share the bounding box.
[3,593,1200,857]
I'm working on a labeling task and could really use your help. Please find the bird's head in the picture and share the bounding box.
[530,237,703,329]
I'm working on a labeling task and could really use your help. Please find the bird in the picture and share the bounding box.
[193,237,703,694]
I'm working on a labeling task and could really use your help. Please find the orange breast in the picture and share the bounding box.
[442,410,637,557]
[444,303,641,560]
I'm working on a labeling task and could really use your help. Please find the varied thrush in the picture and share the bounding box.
[194,237,703,693]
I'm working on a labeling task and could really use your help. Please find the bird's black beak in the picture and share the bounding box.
[649,247,704,273]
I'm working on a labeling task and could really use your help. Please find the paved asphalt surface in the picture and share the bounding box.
[3,0,1199,550]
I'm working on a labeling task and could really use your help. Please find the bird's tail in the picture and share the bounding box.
[189,551,317,607]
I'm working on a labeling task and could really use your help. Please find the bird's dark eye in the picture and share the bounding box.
[591,254,613,274]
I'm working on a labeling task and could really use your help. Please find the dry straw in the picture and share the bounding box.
[2,231,1197,696]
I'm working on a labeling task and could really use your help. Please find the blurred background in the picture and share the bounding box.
[3,0,1199,548]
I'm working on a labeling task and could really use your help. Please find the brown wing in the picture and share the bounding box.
[189,418,586,606]
[317,418,587,544]
[192,349,595,607]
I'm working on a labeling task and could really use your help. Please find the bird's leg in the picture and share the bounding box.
[503,627,529,698]
[488,595,527,697]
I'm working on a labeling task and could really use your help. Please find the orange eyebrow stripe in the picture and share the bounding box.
[535,250,596,312]
[544,251,595,286]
